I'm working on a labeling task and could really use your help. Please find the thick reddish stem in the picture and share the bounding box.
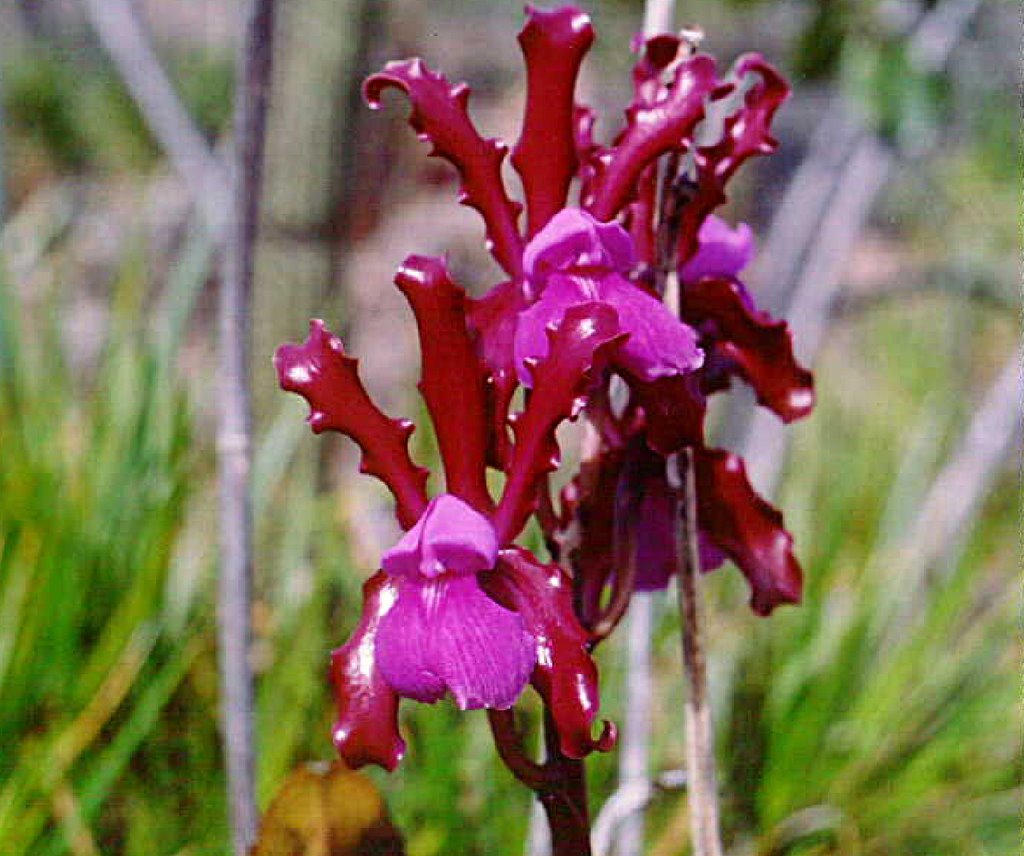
[539,710,593,856]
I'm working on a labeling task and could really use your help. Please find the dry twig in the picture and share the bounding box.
[217,1,277,852]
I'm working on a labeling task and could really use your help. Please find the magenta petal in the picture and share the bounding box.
[382,494,498,580]
[678,216,755,283]
[395,256,493,512]
[376,574,535,710]
[494,302,627,543]
[598,274,704,381]
[523,208,635,284]
[513,275,592,386]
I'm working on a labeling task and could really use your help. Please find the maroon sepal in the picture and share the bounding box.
[513,5,595,236]
[395,256,494,511]
[558,447,623,623]
[275,321,429,529]
[630,373,707,455]
[682,277,814,422]
[487,548,616,758]
[677,55,789,262]
[624,164,658,271]
[330,572,406,771]
[492,303,627,543]
[632,33,687,107]
[466,279,528,470]
[694,448,802,615]
[587,53,722,221]
[365,59,525,277]
[572,103,605,205]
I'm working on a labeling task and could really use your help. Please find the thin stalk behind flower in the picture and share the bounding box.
[218,1,277,852]
[667,448,724,856]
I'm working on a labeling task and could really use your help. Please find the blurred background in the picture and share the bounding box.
[0,0,1018,853]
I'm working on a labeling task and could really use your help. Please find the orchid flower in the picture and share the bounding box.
[275,258,619,770]
[275,3,815,783]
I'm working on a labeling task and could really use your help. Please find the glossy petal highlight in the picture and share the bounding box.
[330,573,406,771]
[695,448,803,615]
[488,548,616,758]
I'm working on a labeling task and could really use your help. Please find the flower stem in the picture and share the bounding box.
[539,710,593,856]
[668,448,724,856]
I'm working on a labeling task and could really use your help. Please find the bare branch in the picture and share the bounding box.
[81,0,230,237]
[610,593,655,856]
[667,448,724,856]
[217,0,277,852]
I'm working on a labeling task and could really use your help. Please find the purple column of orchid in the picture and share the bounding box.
[275,5,815,853]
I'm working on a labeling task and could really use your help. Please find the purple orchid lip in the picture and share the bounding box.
[514,208,703,386]
[375,573,536,710]
[376,494,535,711]
[382,493,499,579]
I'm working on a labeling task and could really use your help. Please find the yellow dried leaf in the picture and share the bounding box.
[251,761,404,856]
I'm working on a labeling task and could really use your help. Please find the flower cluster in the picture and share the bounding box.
[275,5,813,771]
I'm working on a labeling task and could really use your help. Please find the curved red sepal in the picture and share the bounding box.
[330,572,406,771]
[695,449,802,615]
[558,447,622,623]
[275,320,429,529]
[395,256,493,512]
[365,59,524,277]
[677,55,789,262]
[513,5,594,236]
[682,278,814,422]
[493,303,627,543]
[587,53,722,221]
[466,280,528,470]
[487,548,616,758]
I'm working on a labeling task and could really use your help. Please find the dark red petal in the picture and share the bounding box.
[624,164,658,269]
[512,6,594,236]
[493,303,627,543]
[275,321,430,529]
[632,33,685,106]
[695,448,802,616]
[573,103,606,206]
[677,55,789,262]
[330,572,406,771]
[466,280,528,470]
[365,59,525,277]
[587,53,721,221]
[681,277,814,422]
[395,256,493,512]
[558,446,623,623]
[487,548,616,758]
[629,372,707,455]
